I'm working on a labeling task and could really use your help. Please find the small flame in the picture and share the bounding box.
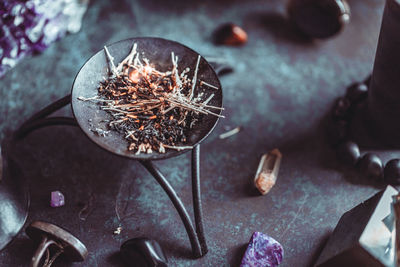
[144,65,153,75]
[129,69,140,83]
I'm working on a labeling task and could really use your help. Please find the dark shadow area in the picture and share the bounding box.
[107,251,126,267]
[244,177,262,197]
[307,230,331,267]
[158,238,193,260]
[348,103,399,150]
[229,243,247,266]
[0,237,33,265]
[97,0,133,20]
[244,11,314,45]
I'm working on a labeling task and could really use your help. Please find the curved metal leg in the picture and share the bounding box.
[191,145,208,255]
[15,117,78,140]
[30,236,57,267]
[21,95,71,128]
[140,160,203,258]
[14,95,75,140]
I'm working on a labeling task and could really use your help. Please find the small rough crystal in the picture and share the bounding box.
[240,232,284,267]
[50,191,65,207]
[254,149,282,195]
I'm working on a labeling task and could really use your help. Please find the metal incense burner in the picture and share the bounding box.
[12,37,223,258]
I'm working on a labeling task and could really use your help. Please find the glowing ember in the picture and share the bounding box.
[128,69,140,83]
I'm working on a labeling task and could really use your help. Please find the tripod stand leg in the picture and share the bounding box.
[191,145,208,255]
[140,160,203,258]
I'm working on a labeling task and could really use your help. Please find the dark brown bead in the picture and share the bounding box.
[213,23,248,46]
[287,0,350,39]
[345,82,368,104]
[358,153,383,179]
[384,159,400,185]
[337,141,360,166]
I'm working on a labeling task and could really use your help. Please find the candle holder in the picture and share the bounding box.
[26,221,88,267]
[321,0,400,264]
[327,0,400,184]
[15,37,223,258]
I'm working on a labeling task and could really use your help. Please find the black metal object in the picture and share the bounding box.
[11,37,223,258]
[120,237,168,267]
[315,186,398,267]
[71,37,222,160]
[287,0,350,39]
[191,145,208,254]
[367,0,400,146]
[140,158,205,257]
[26,221,88,267]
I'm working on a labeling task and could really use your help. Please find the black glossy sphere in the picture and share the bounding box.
[120,238,168,267]
[337,141,360,166]
[358,153,383,179]
[288,0,350,39]
[384,159,400,185]
[345,82,368,103]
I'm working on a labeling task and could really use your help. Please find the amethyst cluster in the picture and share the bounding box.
[0,0,89,77]
[240,232,284,267]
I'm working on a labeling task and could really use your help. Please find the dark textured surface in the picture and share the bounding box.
[0,0,397,266]
[0,142,29,251]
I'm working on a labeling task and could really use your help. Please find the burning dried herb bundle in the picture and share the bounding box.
[79,43,223,154]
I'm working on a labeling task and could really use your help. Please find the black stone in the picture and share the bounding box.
[287,0,350,39]
[332,97,351,120]
[120,237,168,267]
[384,159,400,185]
[358,153,383,179]
[337,141,360,166]
[345,82,368,103]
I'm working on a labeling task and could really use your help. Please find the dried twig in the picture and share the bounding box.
[219,127,241,139]
[104,46,118,77]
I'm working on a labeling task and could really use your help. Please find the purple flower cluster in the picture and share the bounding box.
[0,0,89,77]
[240,232,284,267]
